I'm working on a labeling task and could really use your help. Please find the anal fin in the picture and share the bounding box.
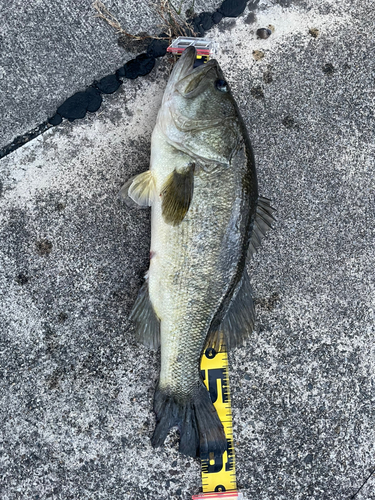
[119,170,156,208]
[206,270,255,351]
[161,164,195,226]
[248,196,276,259]
[129,277,160,350]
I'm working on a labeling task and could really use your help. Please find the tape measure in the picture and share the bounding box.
[192,344,242,500]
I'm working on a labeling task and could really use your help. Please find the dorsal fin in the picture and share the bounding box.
[247,196,276,259]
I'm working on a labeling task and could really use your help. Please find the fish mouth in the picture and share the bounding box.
[168,47,220,98]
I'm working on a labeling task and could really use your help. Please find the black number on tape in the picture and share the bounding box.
[205,347,217,359]
[201,454,224,474]
[206,368,229,404]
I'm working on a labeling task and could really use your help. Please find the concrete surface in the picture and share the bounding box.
[0,0,222,151]
[1,1,375,499]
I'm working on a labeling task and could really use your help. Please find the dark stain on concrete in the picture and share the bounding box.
[36,239,53,256]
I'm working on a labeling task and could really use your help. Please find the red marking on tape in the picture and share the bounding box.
[192,491,242,500]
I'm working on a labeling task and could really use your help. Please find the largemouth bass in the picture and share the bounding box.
[122,47,274,458]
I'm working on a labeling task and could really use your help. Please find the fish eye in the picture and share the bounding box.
[215,79,228,92]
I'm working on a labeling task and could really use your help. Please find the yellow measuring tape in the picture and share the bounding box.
[192,345,242,500]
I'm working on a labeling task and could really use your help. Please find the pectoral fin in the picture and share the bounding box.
[161,164,195,226]
[247,196,276,259]
[205,270,255,351]
[119,170,156,208]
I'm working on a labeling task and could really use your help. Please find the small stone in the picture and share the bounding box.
[58,312,68,323]
[36,239,53,256]
[323,63,335,75]
[282,115,295,128]
[256,28,272,39]
[55,202,66,211]
[304,453,313,464]
[309,27,320,38]
[250,86,264,98]
[263,71,273,83]
[252,50,264,61]
[16,273,29,285]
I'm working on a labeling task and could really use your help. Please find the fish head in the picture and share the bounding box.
[158,47,243,164]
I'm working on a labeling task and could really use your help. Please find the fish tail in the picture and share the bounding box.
[151,381,227,458]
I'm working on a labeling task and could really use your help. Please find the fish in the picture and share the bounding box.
[121,47,275,458]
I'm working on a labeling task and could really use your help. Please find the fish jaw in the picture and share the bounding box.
[161,46,197,105]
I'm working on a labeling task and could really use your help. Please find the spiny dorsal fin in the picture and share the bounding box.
[161,164,195,226]
[205,270,255,352]
[129,277,160,350]
[119,170,156,208]
[247,196,276,260]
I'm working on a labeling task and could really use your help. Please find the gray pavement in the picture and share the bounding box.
[0,0,221,151]
[1,1,375,499]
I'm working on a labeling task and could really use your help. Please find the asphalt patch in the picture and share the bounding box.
[48,114,62,126]
[147,38,169,58]
[119,54,156,80]
[219,0,248,17]
[95,75,121,94]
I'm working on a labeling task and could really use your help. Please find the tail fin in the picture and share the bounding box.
[151,381,227,458]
